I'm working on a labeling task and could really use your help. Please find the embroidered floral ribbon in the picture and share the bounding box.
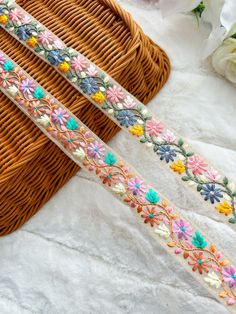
[1,51,236,310]
[0,1,236,225]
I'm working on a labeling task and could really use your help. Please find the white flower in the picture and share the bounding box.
[108,109,114,115]
[204,272,221,289]
[73,148,86,161]
[37,114,50,127]
[228,182,236,191]
[7,85,18,97]
[117,103,123,109]
[212,37,236,84]
[112,183,126,196]
[154,224,170,239]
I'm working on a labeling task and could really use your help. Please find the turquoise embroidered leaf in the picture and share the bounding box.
[3,60,14,71]
[33,87,45,99]
[66,117,78,130]
[145,188,160,204]
[104,152,117,165]
[192,231,208,249]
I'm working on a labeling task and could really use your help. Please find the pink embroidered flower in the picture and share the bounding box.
[107,85,124,104]
[162,129,176,143]
[62,132,81,150]
[9,8,22,23]
[123,96,136,109]
[205,167,221,182]
[223,266,236,288]
[146,119,163,137]
[0,72,15,88]
[0,53,5,65]
[21,15,32,25]
[188,252,211,274]
[86,65,98,76]
[52,107,69,125]
[71,56,87,72]
[20,79,35,95]
[188,156,207,175]
[28,101,50,118]
[173,219,192,240]
[38,31,54,45]
[128,177,146,196]
[87,141,105,159]
[53,39,65,49]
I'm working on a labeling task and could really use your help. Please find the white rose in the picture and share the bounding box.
[212,37,236,84]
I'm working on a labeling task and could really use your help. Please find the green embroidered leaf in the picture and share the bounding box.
[192,231,208,249]
[102,102,110,110]
[153,145,159,152]
[228,217,236,224]
[104,152,117,165]
[197,184,202,192]
[186,152,194,157]
[182,176,189,182]
[178,138,184,147]
[145,189,160,204]
[5,22,13,29]
[223,177,229,186]
[232,192,236,197]
[140,137,147,143]
[35,45,42,53]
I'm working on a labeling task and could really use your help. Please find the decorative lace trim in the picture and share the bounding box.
[0,1,235,225]
[0,51,236,309]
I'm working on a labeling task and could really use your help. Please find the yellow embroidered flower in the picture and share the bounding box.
[129,124,144,137]
[26,36,38,48]
[92,91,105,104]
[58,61,70,73]
[215,201,232,216]
[170,160,185,174]
[0,15,8,24]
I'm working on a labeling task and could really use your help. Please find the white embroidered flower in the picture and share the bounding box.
[204,272,222,289]
[212,37,236,84]
[7,85,18,97]
[117,103,123,109]
[228,182,236,191]
[108,109,114,115]
[112,183,126,196]
[154,224,170,239]
[37,114,50,128]
[73,148,86,161]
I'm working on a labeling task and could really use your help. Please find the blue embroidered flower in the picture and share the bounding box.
[47,50,65,66]
[80,78,99,95]
[145,188,160,204]
[104,152,117,165]
[66,117,78,130]
[116,110,137,127]
[33,87,45,99]
[157,145,177,163]
[16,25,32,40]
[3,60,14,71]
[200,184,223,204]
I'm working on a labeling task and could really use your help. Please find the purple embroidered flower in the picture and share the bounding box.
[20,79,35,95]
[52,108,69,125]
[173,219,192,240]
[0,53,5,65]
[16,25,32,41]
[223,266,236,288]
[88,141,105,159]
[128,177,146,196]
[80,77,99,95]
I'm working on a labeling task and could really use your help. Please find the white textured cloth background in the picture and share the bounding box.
[1,1,236,313]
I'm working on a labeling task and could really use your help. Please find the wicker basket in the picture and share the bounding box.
[0,0,170,235]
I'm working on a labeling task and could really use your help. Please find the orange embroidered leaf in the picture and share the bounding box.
[124,198,131,203]
[167,241,176,248]
[137,206,142,213]
[161,200,168,208]
[220,260,230,267]
[219,291,228,298]
[210,244,216,253]
[183,251,189,259]
[95,169,101,175]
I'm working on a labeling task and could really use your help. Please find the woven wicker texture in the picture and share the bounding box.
[0,0,170,235]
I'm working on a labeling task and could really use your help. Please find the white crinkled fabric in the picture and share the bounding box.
[0,1,235,313]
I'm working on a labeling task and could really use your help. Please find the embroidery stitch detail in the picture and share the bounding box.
[0,52,236,308]
[0,0,236,224]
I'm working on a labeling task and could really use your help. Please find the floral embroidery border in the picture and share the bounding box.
[0,0,236,224]
[0,51,236,309]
